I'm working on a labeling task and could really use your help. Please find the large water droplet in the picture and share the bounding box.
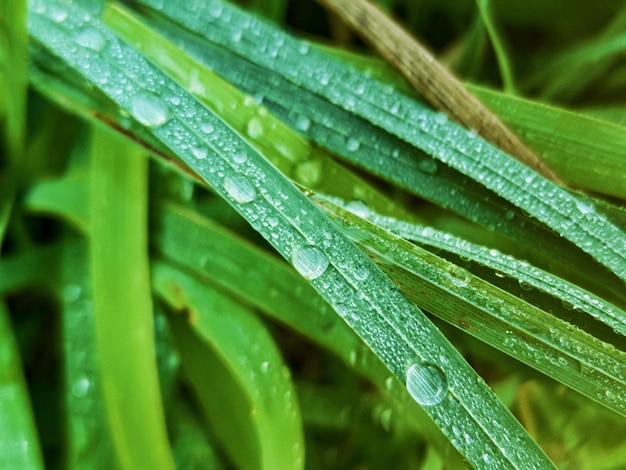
[72,376,91,398]
[48,4,68,22]
[129,92,170,128]
[295,114,311,132]
[346,137,361,151]
[294,159,322,186]
[406,362,448,406]
[247,117,264,138]
[449,266,471,288]
[75,28,107,52]
[292,245,329,280]
[191,145,209,160]
[223,176,257,203]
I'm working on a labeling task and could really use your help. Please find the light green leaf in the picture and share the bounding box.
[88,124,174,470]
[153,261,304,470]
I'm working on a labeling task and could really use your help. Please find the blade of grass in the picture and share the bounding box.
[88,124,174,470]
[0,301,44,470]
[60,237,117,469]
[474,0,517,93]
[314,0,559,182]
[153,261,305,470]
[28,4,555,467]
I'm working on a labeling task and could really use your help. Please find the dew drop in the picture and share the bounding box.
[294,159,322,186]
[232,152,247,164]
[298,42,310,55]
[72,376,91,398]
[417,159,438,175]
[48,4,68,22]
[231,30,242,42]
[191,145,209,160]
[346,137,361,151]
[247,117,264,138]
[354,265,370,281]
[334,303,350,318]
[295,114,311,132]
[223,176,257,204]
[260,361,269,373]
[200,122,214,134]
[292,245,329,280]
[129,92,170,128]
[75,28,107,52]
[208,3,223,17]
[406,362,448,406]
[449,266,471,288]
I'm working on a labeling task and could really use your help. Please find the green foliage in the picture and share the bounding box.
[2,0,626,469]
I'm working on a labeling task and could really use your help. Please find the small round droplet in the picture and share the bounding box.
[346,137,360,151]
[191,145,209,160]
[247,117,264,138]
[200,122,214,134]
[292,245,329,280]
[417,159,438,175]
[48,5,68,22]
[298,42,310,55]
[129,92,170,128]
[354,265,369,281]
[223,176,257,204]
[294,160,322,186]
[72,376,91,398]
[406,362,448,406]
[295,114,311,132]
[232,152,247,164]
[75,28,107,52]
[449,266,471,288]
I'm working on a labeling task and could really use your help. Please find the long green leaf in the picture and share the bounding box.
[153,261,305,470]
[28,3,554,467]
[88,124,174,470]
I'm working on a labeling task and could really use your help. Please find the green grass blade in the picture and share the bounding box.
[468,84,626,200]
[88,124,174,470]
[316,197,626,416]
[153,261,305,470]
[60,238,117,469]
[28,4,554,467]
[0,301,44,470]
[0,0,28,160]
[474,0,516,93]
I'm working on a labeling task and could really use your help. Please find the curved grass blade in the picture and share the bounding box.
[136,0,626,285]
[153,261,305,470]
[133,3,626,303]
[28,4,555,467]
[88,125,174,470]
[0,301,44,470]
[315,197,626,417]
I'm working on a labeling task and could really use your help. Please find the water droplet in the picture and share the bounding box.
[575,198,594,215]
[294,160,322,186]
[208,3,223,17]
[346,137,360,151]
[75,28,107,52]
[334,303,350,318]
[417,159,438,174]
[232,152,247,164]
[191,145,209,160]
[260,361,269,373]
[406,362,448,406]
[247,117,264,138]
[129,92,170,128]
[48,4,68,22]
[298,42,310,55]
[354,265,369,281]
[223,176,257,203]
[62,284,82,303]
[292,245,329,280]
[449,266,471,288]
[295,114,311,132]
[200,122,214,134]
[72,376,91,397]
[231,30,242,42]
